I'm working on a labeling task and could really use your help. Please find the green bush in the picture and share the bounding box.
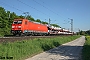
[82,36,90,60]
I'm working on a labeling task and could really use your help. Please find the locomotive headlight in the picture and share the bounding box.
[12,26,15,28]
[18,26,21,28]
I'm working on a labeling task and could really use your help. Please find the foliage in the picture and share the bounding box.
[0,7,18,36]
[18,15,24,19]
[77,30,90,36]
[41,21,48,24]
[27,15,35,21]
[85,30,90,35]
[35,19,41,23]
[82,36,90,60]
[50,24,61,28]
[0,35,81,60]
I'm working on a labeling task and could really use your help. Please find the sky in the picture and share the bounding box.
[0,0,90,32]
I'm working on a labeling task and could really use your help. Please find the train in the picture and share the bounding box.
[11,18,73,36]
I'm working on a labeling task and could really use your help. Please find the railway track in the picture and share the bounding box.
[0,36,56,43]
[0,34,72,43]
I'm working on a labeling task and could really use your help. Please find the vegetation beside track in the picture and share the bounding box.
[0,35,81,60]
[82,36,90,60]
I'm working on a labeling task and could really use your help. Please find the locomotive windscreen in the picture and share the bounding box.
[13,20,22,24]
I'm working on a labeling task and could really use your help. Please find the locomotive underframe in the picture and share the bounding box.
[11,30,48,36]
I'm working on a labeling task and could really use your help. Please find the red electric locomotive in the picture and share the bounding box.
[11,19,48,36]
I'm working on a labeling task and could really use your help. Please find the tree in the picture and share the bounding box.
[41,21,48,24]
[86,30,90,35]
[18,15,24,18]
[50,24,61,28]
[26,15,35,21]
[0,7,19,36]
[35,19,41,23]
[0,7,7,28]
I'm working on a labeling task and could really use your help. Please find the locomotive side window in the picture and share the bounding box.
[25,21,27,25]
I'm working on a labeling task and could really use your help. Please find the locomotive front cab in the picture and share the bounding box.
[11,19,23,35]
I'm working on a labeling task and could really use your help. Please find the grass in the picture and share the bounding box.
[0,35,81,60]
[82,36,90,60]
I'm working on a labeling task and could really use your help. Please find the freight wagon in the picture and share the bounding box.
[11,19,48,36]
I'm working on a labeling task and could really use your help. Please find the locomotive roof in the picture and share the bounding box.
[14,18,47,26]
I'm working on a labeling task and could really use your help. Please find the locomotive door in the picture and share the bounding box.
[25,21,29,35]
